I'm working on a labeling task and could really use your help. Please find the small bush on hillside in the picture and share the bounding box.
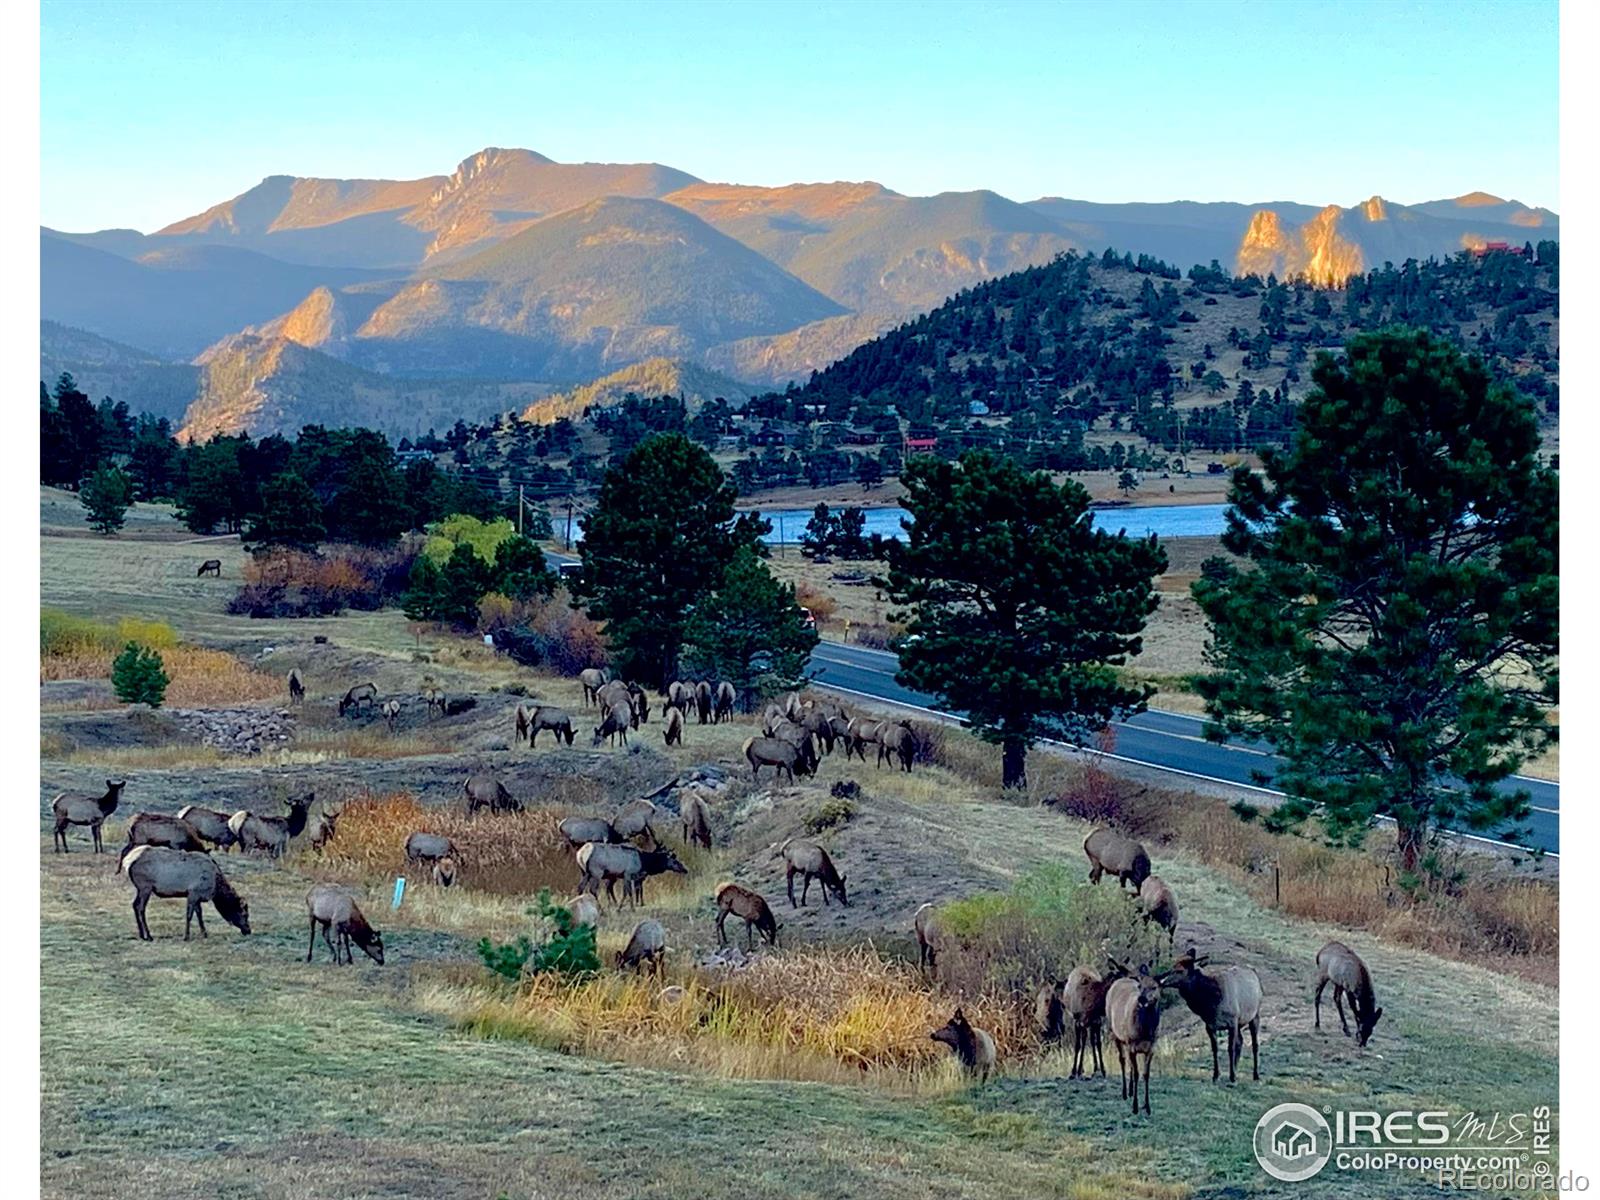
[111,643,169,707]
[477,889,601,982]
[803,797,858,835]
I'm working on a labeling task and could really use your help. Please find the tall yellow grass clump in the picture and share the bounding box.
[40,609,281,706]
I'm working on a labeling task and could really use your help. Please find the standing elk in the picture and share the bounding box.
[523,705,576,747]
[1035,980,1067,1042]
[288,669,305,705]
[662,705,684,746]
[914,902,943,975]
[309,806,341,851]
[1064,961,1129,1078]
[782,839,848,907]
[50,779,127,853]
[176,805,239,853]
[694,681,712,725]
[617,919,667,974]
[877,721,916,772]
[196,558,222,577]
[228,793,315,858]
[613,799,660,845]
[122,846,250,941]
[844,718,883,763]
[579,668,610,708]
[338,682,378,717]
[744,736,814,783]
[930,1008,997,1083]
[382,699,402,730]
[575,842,687,907]
[715,882,779,949]
[680,790,712,849]
[1083,827,1152,890]
[558,817,622,851]
[713,681,735,722]
[1314,941,1384,1046]
[592,702,632,748]
[1160,946,1263,1083]
[305,883,384,965]
[1106,966,1163,1115]
[118,812,206,865]
[463,773,520,815]
[1137,875,1179,946]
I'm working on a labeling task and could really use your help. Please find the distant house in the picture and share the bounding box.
[903,434,939,455]
[843,427,883,446]
[395,448,434,465]
[749,423,802,448]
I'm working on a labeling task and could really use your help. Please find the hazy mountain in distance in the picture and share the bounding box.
[520,356,755,425]
[39,321,200,422]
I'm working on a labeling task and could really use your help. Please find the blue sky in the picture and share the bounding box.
[41,0,1557,232]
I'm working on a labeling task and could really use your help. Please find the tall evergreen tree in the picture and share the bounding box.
[245,471,326,551]
[1193,329,1558,868]
[882,450,1166,788]
[684,546,818,703]
[79,465,133,535]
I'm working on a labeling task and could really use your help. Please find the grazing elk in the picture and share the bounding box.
[666,680,692,712]
[662,705,684,746]
[432,856,458,887]
[382,699,401,730]
[196,558,222,577]
[799,707,835,755]
[930,1008,997,1083]
[1106,966,1163,1115]
[1083,827,1152,890]
[1035,980,1067,1042]
[175,805,239,853]
[118,812,206,865]
[338,681,378,717]
[1137,875,1179,946]
[579,668,610,708]
[568,893,601,930]
[463,773,520,815]
[914,902,943,975]
[613,799,660,845]
[228,793,315,858]
[50,779,127,853]
[877,721,916,772]
[576,842,687,907]
[523,705,576,747]
[743,736,815,783]
[617,919,667,974]
[628,683,651,726]
[305,883,384,965]
[1160,946,1263,1083]
[713,680,735,722]
[421,685,446,717]
[122,846,250,941]
[1314,941,1384,1047]
[680,790,712,849]
[1064,961,1129,1078]
[558,816,622,851]
[592,702,632,748]
[782,839,848,907]
[405,831,457,867]
[715,882,779,949]
[287,669,305,705]
[694,681,712,725]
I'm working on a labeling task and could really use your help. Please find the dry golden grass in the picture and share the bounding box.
[417,944,1027,1090]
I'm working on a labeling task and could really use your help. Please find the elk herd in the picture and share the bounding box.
[47,665,1386,1120]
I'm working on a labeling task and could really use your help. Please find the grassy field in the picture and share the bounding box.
[39,489,1559,1197]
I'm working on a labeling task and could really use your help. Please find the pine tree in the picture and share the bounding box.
[111,643,169,707]
[245,471,325,551]
[79,465,133,535]
[684,546,818,700]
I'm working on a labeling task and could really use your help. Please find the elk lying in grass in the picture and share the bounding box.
[1160,945,1262,1083]
[118,813,205,864]
[51,780,127,853]
[662,706,684,746]
[743,736,815,783]
[713,680,735,722]
[1106,966,1163,1115]
[305,883,384,965]
[680,790,712,849]
[176,805,238,852]
[930,1008,996,1083]
[914,903,943,975]
[338,681,378,717]
[1064,961,1129,1078]
[1138,875,1179,946]
[432,856,458,887]
[122,846,250,941]
[715,882,779,948]
[782,838,848,907]
[463,773,520,815]
[521,705,575,747]
[287,669,304,705]
[1083,827,1151,890]
[576,843,687,907]
[617,919,667,974]
[579,668,610,708]
[1314,941,1384,1046]
[559,817,622,851]
[228,793,314,858]
[309,806,341,850]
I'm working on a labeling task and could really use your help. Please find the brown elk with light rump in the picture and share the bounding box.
[1160,945,1262,1083]
[576,842,687,907]
[306,883,385,965]
[521,704,576,747]
[715,882,779,948]
[122,846,250,941]
[662,706,685,746]
[617,919,667,974]
[914,902,943,975]
[51,780,127,853]
[176,804,239,852]
[743,736,815,783]
[229,793,315,858]
[1106,966,1163,1115]
[463,773,521,815]
[680,790,712,849]
[930,1008,997,1082]
[382,699,402,730]
[713,680,736,722]
[1035,981,1066,1042]
[782,839,848,907]
[1314,941,1383,1046]
[118,813,206,865]
[197,558,222,577]
[877,721,916,772]
[1138,875,1179,946]
[1083,827,1152,890]
[338,681,378,717]
[592,701,632,747]
[844,717,883,763]
[579,668,610,708]
[1064,961,1129,1078]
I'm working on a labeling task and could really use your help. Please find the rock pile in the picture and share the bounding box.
[166,707,296,755]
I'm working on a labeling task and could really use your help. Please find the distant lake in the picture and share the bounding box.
[752,502,1232,544]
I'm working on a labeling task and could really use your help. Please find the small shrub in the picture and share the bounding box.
[111,643,169,707]
[477,889,601,981]
[803,797,858,835]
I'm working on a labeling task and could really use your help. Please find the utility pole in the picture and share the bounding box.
[565,502,574,551]
[778,513,785,558]
[517,485,524,535]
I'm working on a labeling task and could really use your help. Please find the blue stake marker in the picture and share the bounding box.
[392,877,406,909]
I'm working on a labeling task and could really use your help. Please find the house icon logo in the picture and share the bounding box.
[1254,1103,1333,1181]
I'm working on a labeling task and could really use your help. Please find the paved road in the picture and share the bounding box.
[808,640,1560,856]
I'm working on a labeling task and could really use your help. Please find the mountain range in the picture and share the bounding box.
[40,146,1559,438]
